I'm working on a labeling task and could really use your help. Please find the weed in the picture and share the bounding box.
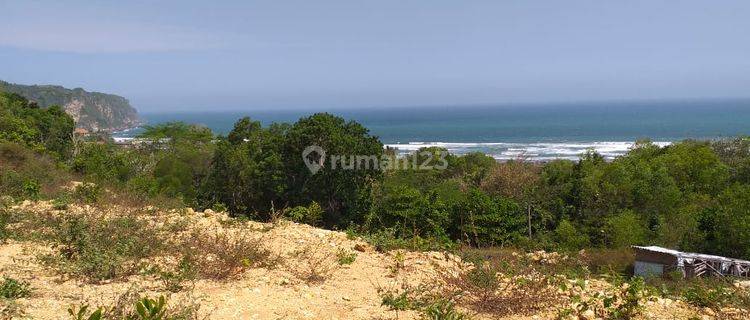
[389,251,406,275]
[464,264,500,304]
[344,226,358,240]
[682,284,733,309]
[0,196,13,208]
[0,277,31,299]
[159,257,197,292]
[336,249,357,266]
[134,296,167,319]
[422,300,470,320]
[68,304,103,320]
[163,216,190,233]
[562,276,650,320]
[181,230,275,279]
[608,277,648,319]
[41,214,164,282]
[0,299,25,319]
[645,275,750,312]
[73,183,101,204]
[379,283,461,319]
[22,180,40,199]
[292,244,338,283]
[439,258,565,317]
[381,290,413,311]
[52,192,72,210]
[67,292,205,320]
[0,210,8,243]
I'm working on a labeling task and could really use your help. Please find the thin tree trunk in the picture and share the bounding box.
[527,203,532,238]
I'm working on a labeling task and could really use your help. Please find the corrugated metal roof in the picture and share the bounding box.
[633,246,750,264]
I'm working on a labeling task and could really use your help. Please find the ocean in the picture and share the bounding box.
[116,99,750,161]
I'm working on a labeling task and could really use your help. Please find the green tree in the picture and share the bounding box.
[368,185,450,240]
[0,91,74,160]
[138,122,215,206]
[204,118,288,217]
[284,113,383,227]
[605,210,648,248]
[452,189,525,247]
[706,184,750,259]
[554,219,590,251]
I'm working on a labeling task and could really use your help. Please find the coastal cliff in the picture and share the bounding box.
[0,80,140,132]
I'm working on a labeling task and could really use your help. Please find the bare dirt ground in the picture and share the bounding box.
[0,201,736,319]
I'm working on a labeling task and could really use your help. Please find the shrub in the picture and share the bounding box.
[361,228,454,252]
[42,215,164,282]
[0,142,70,199]
[0,210,9,243]
[381,290,414,311]
[681,283,734,309]
[180,230,275,280]
[210,202,227,213]
[73,183,101,204]
[422,300,470,320]
[0,277,31,299]
[336,249,357,265]
[578,248,634,276]
[284,202,323,226]
[67,293,203,320]
[158,256,197,293]
[439,256,566,317]
[52,193,71,210]
[22,180,40,199]
[292,244,338,283]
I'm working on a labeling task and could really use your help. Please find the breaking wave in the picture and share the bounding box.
[385,141,672,161]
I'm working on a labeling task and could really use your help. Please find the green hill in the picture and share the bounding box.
[0,80,140,132]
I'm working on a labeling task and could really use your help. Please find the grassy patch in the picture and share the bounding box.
[0,277,31,299]
[39,214,165,282]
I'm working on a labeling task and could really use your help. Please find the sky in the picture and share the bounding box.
[1,0,749,112]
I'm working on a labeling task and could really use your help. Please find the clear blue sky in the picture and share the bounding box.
[1,0,749,111]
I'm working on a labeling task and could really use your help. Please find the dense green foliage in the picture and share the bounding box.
[2,94,750,259]
[1,92,74,199]
[205,114,383,227]
[0,91,75,159]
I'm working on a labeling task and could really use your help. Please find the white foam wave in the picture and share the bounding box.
[385,141,671,161]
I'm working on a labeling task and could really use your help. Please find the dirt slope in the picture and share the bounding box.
[0,201,732,319]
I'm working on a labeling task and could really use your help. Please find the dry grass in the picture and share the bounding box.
[179,230,277,280]
[291,243,339,283]
[35,212,166,282]
[437,251,569,318]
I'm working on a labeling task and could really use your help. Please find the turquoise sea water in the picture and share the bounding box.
[118,99,750,160]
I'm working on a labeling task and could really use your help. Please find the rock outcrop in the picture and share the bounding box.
[0,80,140,132]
